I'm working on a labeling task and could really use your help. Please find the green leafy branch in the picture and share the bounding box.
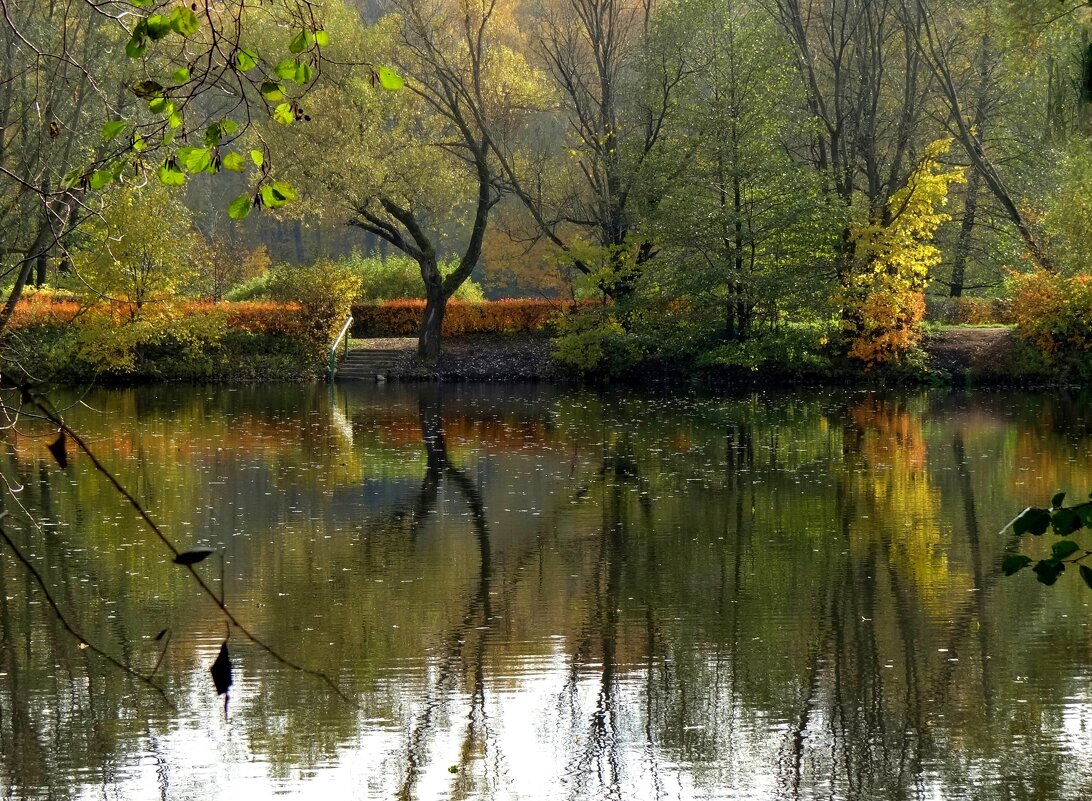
[1002,492,1092,587]
[57,0,403,220]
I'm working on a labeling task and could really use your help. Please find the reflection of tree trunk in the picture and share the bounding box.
[399,389,493,801]
[952,432,993,714]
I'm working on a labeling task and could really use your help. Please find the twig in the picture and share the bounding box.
[0,515,175,709]
[24,386,355,706]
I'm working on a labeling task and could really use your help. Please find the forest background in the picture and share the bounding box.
[1,0,1091,382]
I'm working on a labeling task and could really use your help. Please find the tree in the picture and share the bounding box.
[489,0,689,299]
[71,184,200,317]
[0,0,343,337]
[266,0,546,362]
[912,0,1057,271]
[844,139,965,364]
[645,0,838,342]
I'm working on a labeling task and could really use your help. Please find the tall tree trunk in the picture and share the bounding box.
[949,168,981,298]
[418,256,445,364]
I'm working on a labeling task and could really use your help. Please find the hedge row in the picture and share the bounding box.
[351,299,594,336]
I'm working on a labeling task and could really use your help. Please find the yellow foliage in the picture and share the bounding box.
[845,139,965,365]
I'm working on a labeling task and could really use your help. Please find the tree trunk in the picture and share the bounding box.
[418,256,445,364]
[949,168,981,298]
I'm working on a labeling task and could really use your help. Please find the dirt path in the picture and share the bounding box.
[924,326,1017,374]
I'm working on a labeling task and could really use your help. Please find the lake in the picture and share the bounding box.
[1,383,1090,800]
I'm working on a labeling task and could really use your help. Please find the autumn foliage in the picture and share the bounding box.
[844,140,965,366]
[1009,270,1092,369]
[6,290,82,329]
[351,299,588,336]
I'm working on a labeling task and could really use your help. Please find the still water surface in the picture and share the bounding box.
[1,384,1091,800]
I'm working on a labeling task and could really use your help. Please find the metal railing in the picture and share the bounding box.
[327,315,353,381]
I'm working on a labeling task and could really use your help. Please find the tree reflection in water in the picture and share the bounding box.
[0,385,1091,799]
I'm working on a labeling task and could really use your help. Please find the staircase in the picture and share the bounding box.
[334,342,411,381]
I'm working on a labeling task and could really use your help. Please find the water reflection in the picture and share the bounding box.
[1,384,1091,799]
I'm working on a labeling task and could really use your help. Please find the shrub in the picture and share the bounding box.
[1009,270,1092,377]
[267,261,359,342]
[551,310,640,377]
[224,271,275,302]
[846,288,926,367]
[927,295,1012,325]
[6,290,82,330]
[343,251,485,302]
[696,322,838,374]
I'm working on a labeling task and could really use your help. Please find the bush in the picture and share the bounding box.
[223,271,275,302]
[351,299,581,336]
[1009,270,1092,378]
[3,299,329,383]
[550,310,640,378]
[342,251,485,302]
[846,288,926,367]
[266,261,359,343]
[696,322,838,374]
[6,289,82,330]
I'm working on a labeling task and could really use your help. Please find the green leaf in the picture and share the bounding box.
[249,149,264,168]
[1080,564,1092,591]
[1078,503,1092,528]
[172,66,191,83]
[177,146,212,174]
[295,62,313,85]
[125,33,147,59]
[132,80,165,99]
[289,30,312,54]
[1001,553,1032,576]
[101,120,126,142]
[203,120,237,146]
[260,81,284,102]
[315,30,330,46]
[1052,540,1080,560]
[235,49,258,71]
[377,66,404,91]
[1051,507,1082,536]
[275,58,298,81]
[167,108,183,129]
[1013,507,1051,537]
[1033,559,1065,586]
[270,180,297,202]
[272,103,294,125]
[221,151,246,172]
[60,169,83,190]
[145,15,173,40]
[169,7,200,37]
[89,169,114,191]
[260,184,288,209]
[157,160,186,186]
[1051,491,1066,509]
[131,0,153,7]
[228,194,253,220]
[148,96,168,114]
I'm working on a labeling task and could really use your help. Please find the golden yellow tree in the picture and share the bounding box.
[845,139,966,365]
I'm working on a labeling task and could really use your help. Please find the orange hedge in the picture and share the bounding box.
[7,293,82,329]
[351,299,592,336]
[188,301,309,337]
